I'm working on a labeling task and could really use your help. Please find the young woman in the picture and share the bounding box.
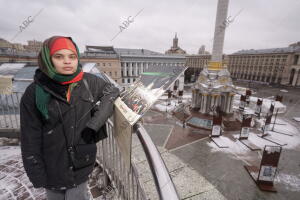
[20,36,119,200]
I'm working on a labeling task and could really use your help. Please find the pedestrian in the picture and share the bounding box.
[20,36,119,200]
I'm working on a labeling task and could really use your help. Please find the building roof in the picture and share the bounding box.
[114,48,163,56]
[114,48,186,60]
[85,46,117,54]
[0,48,38,57]
[0,63,27,76]
[82,46,185,59]
[232,44,300,55]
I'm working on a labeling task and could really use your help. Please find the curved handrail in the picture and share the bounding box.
[135,123,180,200]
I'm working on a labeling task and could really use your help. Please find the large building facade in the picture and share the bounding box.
[115,48,185,87]
[228,42,300,86]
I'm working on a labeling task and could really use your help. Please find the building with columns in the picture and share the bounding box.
[228,42,300,87]
[114,48,186,88]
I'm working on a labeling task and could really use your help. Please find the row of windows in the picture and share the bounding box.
[103,71,118,76]
[232,72,283,83]
[122,78,136,84]
[97,62,112,67]
[230,55,288,60]
[186,59,209,66]
[121,62,184,67]
[229,58,287,65]
[229,66,284,73]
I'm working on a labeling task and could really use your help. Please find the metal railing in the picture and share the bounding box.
[98,120,180,200]
[98,120,147,199]
[135,123,179,200]
[0,92,180,200]
[0,92,22,138]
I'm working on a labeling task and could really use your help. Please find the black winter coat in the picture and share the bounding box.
[20,71,119,190]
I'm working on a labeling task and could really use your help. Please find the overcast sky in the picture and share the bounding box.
[0,0,299,54]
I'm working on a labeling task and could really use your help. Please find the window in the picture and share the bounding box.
[109,63,111,66]
[294,55,299,65]
[103,63,106,66]
[115,71,117,76]
[109,72,112,76]
[122,79,125,83]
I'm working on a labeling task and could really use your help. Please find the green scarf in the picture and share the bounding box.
[36,36,82,120]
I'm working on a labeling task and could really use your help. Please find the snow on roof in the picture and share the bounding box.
[0,63,26,76]
[14,66,37,80]
[114,48,163,56]
[232,45,300,55]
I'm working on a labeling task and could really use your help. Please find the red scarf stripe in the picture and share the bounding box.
[61,71,84,85]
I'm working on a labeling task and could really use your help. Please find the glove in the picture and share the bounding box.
[81,127,96,144]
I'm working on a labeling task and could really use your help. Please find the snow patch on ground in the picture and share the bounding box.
[293,117,300,122]
[154,99,188,112]
[0,145,21,161]
[280,89,288,93]
[276,173,300,192]
[208,136,249,155]
[207,119,300,156]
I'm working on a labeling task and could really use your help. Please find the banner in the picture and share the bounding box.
[258,146,282,183]
[211,115,222,137]
[275,95,283,102]
[244,145,282,192]
[246,89,252,105]
[255,98,263,117]
[178,90,183,103]
[239,95,246,111]
[263,114,272,136]
[240,115,252,139]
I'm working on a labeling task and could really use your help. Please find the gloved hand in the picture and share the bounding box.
[81,127,96,144]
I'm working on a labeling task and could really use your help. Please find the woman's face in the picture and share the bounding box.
[51,49,78,75]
